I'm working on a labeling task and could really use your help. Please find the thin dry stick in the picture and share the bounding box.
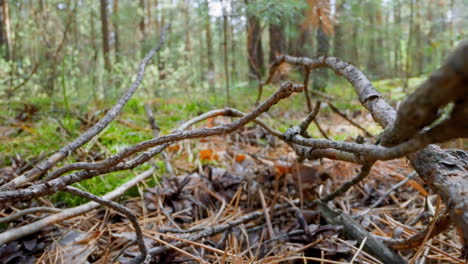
[129,203,294,264]
[359,172,416,216]
[320,163,374,203]
[409,196,441,264]
[286,129,446,163]
[63,186,148,260]
[0,207,61,224]
[299,101,322,135]
[258,189,275,239]
[313,119,330,140]
[379,213,452,250]
[255,56,286,105]
[144,234,209,264]
[350,236,368,263]
[303,66,313,111]
[0,24,171,191]
[144,103,175,176]
[327,102,373,137]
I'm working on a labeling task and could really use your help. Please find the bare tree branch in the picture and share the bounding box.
[0,82,303,203]
[64,186,148,261]
[0,167,154,245]
[268,48,467,250]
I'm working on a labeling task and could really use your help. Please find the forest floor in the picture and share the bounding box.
[0,78,466,263]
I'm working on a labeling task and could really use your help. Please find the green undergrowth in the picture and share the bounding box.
[1,76,423,206]
[51,162,165,207]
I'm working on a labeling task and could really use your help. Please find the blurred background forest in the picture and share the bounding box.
[0,0,467,108]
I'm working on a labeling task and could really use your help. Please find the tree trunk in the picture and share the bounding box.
[425,0,434,71]
[154,0,159,35]
[404,0,414,89]
[184,0,191,53]
[269,23,285,63]
[100,0,111,72]
[375,9,386,78]
[146,0,151,35]
[229,20,237,81]
[414,0,423,75]
[140,0,146,54]
[0,4,3,48]
[393,0,401,77]
[245,0,264,79]
[204,0,215,92]
[112,0,120,63]
[313,22,329,91]
[366,3,378,78]
[90,7,98,97]
[295,27,311,57]
[0,0,12,60]
[222,8,230,106]
[351,21,359,66]
[333,0,345,60]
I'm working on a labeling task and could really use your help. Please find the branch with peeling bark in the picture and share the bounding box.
[262,40,467,256]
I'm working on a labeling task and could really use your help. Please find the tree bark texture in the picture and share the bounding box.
[204,0,215,92]
[100,0,111,72]
[245,0,264,79]
[112,0,120,63]
[269,23,285,63]
[0,0,11,60]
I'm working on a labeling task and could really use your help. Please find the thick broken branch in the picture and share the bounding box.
[380,39,468,146]
[319,202,407,264]
[274,51,468,250]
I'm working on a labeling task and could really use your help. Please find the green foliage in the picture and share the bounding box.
[50,164,154,207]
[245,0,306,24]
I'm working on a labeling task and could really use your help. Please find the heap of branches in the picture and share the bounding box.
[0,20,466,262]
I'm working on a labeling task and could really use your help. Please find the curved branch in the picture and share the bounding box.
[380,39,468,146]
[0,82,303,203]
[275,52,468,250]
[64,186,148,260]
[0,168,154,245]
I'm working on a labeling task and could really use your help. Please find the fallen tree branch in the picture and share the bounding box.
[0,82,303,203]
[319,202,407,264]
[0,167,154,245]
[0,206,61,224]
[272,52,467,250]
[380,39,468,146]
